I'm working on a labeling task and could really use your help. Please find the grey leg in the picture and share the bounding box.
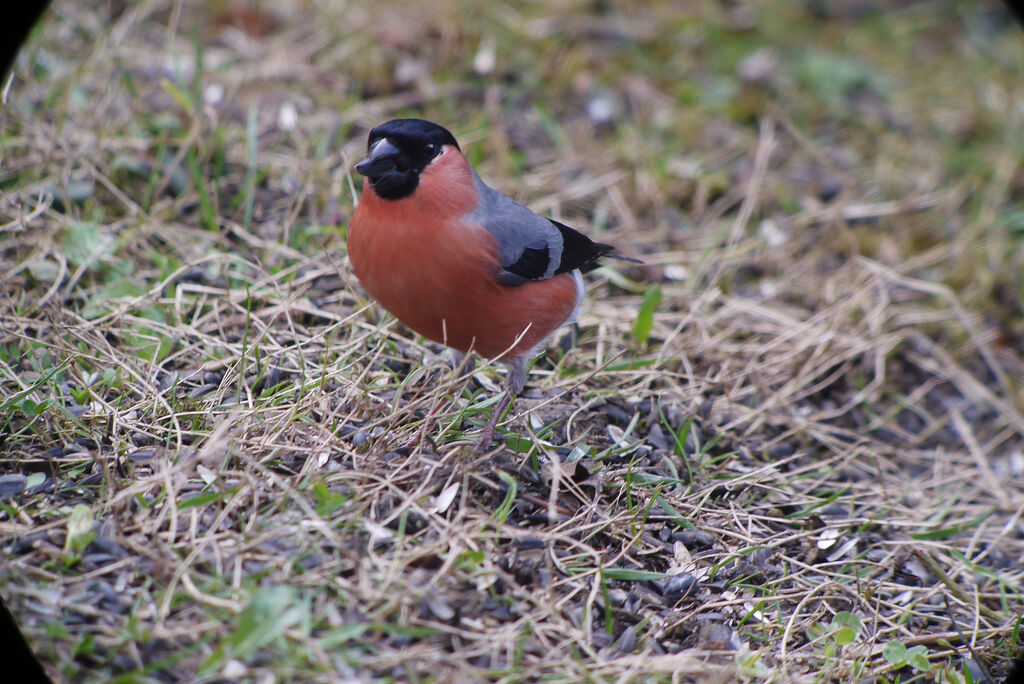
[474,356,528,452]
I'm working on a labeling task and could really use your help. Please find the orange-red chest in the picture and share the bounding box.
[347,151,580,360]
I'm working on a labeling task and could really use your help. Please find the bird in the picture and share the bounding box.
[347,118,639,450]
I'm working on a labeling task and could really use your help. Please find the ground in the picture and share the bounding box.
[1,0,1023,682]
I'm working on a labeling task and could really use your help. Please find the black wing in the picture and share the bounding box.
[497,219,620,285]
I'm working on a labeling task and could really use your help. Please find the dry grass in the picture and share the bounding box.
[2,0,1023,681]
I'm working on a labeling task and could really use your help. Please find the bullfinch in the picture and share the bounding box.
[348,118,638,450]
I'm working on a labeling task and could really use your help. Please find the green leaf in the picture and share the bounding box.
[25,472,45,489]
[565,443,591,463]
[909,512,992,540]
[882,640,906,664]
[200,586,308,675]
[906,645,931,672]
[805,623,826,640]
[64,504,95,557]
[26,256,61,282]
[111,672,165,684]
[229,586,306,652]
[72,632,95,657]
[833,627,856,645]
[18,398,51,418]
[149,250,183,280]
[69,385,90,405]
[505,434,538,453]
[632,285,662,348]
[80,279,142,319]
[793,50,886,106]
[604,358,659,371]
[187,148,218,232]
[310,481,346,517]
[318,624,368,649]
[831,611,862,641]
[243,105,258,231]
[46,621,68,639]
[600,568,671,581]
[0,359,70,413]
[656,495,695,529]
[456,549,486,572]
[177,488,238,510]
[161,77,195,115]
[62,221,113,269]
[493,471,517,524]
[1002,207,1024,237]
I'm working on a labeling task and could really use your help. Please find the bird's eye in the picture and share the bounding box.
[424,143,436,157]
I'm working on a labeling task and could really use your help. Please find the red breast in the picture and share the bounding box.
[348,147,579,360]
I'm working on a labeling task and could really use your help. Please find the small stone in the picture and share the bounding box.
[129,449,157,463]
[423,593,455,622]
[614,625,638,653]
[738,48,778,84]
[759,218,787,248]
[669,529,716,549]
[646,423,669,451]
[203,82,225,106]
[222,659,247,678]
[587,93,619,127]
[473,38,496,75]
[277,101,298,131]
[818,177,843,202]
[662,572,699,601]
[394,58,427,86]
[0,474,27,499]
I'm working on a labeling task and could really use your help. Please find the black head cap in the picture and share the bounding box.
[355,119,460,200]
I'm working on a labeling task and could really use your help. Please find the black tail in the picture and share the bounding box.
[549,219,643,274]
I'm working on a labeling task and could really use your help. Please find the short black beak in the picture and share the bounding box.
[355,139,401,177]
